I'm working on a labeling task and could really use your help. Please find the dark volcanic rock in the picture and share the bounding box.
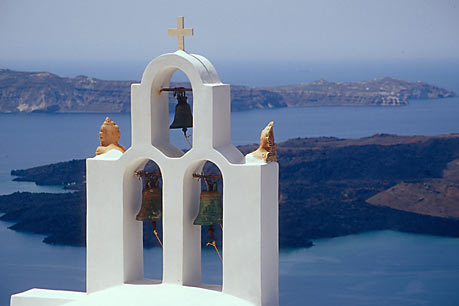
[11,159,86,187]
[1,134,459,247]
[0,191,86,246]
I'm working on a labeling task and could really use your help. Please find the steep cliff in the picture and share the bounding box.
[0,69,132,112]
[0,68,455,113]
[268,78,456,106]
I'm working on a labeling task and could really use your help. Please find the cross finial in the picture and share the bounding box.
[168,16,193,51]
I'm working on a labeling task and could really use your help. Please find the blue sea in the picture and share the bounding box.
[1,61,459,306]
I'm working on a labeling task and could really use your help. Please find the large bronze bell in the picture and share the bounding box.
[136,177,162,222]
[170,91,193,132]
[193,181,222,226]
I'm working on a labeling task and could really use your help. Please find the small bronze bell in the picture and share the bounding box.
[136,177,162,222]
[193,181,222,226]
[170,91,193,132]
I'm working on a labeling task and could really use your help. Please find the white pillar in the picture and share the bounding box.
[222,162,279,306]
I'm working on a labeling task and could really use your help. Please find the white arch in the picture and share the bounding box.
[130,50,231,156]
[140,51,221,86]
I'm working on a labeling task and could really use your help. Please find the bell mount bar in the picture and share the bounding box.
[192,173,222,180]
[160,87,192,93]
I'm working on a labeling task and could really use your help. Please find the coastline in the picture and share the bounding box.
[0,68,455,113]
[1,133,459,248]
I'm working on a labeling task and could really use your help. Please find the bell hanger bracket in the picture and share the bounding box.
[134,170,162,178]
[192,173,222,181]
[160,87,192,94]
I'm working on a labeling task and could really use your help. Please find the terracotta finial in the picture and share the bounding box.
[95,117,126,155]
[246,121,277,163]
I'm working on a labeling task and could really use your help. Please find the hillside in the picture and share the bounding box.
[0,69,133,113]
[266,78,456,106]
[1,134,459,247]
[0,68,455,113]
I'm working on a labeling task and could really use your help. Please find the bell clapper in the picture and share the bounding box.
[208,224,215,240]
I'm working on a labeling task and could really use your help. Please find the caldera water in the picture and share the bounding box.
[1,93,459,305]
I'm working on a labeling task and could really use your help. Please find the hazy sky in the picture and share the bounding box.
[1,0,458,62]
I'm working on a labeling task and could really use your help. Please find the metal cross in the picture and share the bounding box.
[168,16,193,51]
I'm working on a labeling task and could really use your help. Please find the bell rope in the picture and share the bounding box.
[152,221,163,248]
[206,224,222,262]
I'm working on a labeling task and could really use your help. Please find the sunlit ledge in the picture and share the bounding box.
[11,281,255,306]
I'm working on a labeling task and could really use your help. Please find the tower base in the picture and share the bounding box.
[11,280,255,306]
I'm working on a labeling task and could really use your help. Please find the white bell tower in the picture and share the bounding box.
[10,17,279,306]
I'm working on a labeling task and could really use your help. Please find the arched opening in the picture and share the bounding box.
[167,69,194,151]
[136,52,225,159]
[134,160,164,282]
[191,161,223,287]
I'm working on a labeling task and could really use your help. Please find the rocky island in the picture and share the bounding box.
[1,133,459,248]
[0,68,455,113]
